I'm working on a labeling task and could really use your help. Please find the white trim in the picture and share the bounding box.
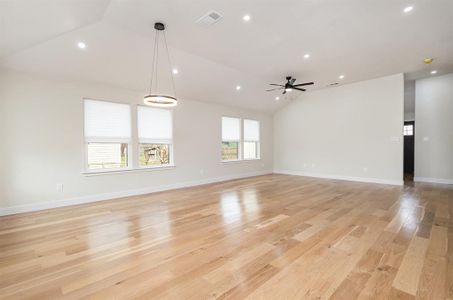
[273,169,403,186]
[221,158,261,164]
[82,165,176,176]
[221,159,241,163]
[414,177,453,185]
[0,170,272,216]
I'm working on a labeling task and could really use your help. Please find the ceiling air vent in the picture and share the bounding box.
[196,10,223,25]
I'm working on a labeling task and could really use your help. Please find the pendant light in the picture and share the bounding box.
[144,22,178,107]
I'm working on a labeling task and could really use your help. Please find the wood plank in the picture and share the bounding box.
[392,236,430,295]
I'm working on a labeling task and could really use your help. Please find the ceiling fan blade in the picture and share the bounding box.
[292,87,306,92]
[266,87,284,92]
[293,82,314,87]
[290,78,296,85]
[269,83,285,87]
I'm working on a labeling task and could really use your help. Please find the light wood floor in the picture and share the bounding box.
[1,174,452,299]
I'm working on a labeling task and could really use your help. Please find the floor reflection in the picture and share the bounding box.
[241,189,260,219]
[220,191,242,224]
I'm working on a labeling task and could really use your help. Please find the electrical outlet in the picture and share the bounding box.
[56,183,64,193]
[363,167,368,173]
[199,169,204,175]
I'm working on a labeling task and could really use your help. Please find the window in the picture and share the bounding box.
[243,119,260,159]
[404,124,414,136]
[221,117,260,161]
[222,117,241,161]
[137,106,173,167]
[84,100,131,170]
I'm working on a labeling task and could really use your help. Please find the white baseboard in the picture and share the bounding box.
[274,169,403,186]
[414,177,453,185]
[0,170,272,216]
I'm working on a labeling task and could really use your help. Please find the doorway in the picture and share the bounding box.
[403,121,415,182]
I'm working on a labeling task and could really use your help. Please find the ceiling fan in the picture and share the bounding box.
[266,76,314,94]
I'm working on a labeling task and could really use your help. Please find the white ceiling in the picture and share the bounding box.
[1,0,452,112]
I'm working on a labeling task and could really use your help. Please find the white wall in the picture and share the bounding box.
[0,69,273,214]
[404,80,415,121]
[273,74,404,185]
[414,73,453,184]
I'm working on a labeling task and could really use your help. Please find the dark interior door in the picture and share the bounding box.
[404,121,415,174]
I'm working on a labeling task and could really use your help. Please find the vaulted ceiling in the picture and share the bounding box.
[1,0,452,112]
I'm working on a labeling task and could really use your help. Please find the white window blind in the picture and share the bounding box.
[244,119,259,141]
[137,106,172,143]
[84,99,131,142]
[222,117,241,141]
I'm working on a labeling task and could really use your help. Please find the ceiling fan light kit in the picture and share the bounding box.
[144,22,178,108]
[266,76,314,95]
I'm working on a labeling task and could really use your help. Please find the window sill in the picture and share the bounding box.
[221,158,261,164]
[82,165,176,176]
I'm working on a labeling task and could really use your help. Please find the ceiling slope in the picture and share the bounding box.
[1,0,452,112]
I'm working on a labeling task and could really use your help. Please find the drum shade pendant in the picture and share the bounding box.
[144,22,177,107]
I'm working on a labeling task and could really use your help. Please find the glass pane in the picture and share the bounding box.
[87,143,128,170]
[404,124,414,136]
[139,144,170,167]
[222,141,239,161]
[244,141,258,159]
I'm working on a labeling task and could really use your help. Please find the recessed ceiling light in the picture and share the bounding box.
[243,15,251,22]
[77,42,86,49]
[303,53,310,59]
[236,85,241,90]
[339,75,345,79]
[172,68,179,74]
[275,96,280,101]
[403,6,414,13]
[431,70,438,75]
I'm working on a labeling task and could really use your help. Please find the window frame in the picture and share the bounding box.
[83,98,133,173]
[221,116,261,163]
[136,105,174,169]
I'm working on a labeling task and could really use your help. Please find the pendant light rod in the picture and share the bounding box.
[163,30,177,99]
[148,28,158,95]
[144,22,178,107]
